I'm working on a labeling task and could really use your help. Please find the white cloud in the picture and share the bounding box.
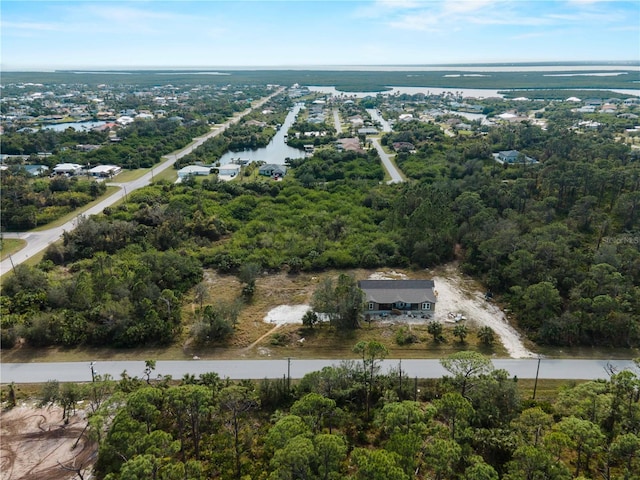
[441,0,496,14]
[1,20,65,35]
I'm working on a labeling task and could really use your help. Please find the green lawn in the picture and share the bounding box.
[0,239,26,260]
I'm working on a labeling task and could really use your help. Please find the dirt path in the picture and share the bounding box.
[243,324,281,352]
[431,268,535,358]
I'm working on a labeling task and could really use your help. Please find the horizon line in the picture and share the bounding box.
[2,60,640,73]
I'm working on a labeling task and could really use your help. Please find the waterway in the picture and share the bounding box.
[309,85,505,99]
[217,103,306,166]
[310,85,640,99]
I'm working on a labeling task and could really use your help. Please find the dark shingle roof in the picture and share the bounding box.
[358,280,436,304]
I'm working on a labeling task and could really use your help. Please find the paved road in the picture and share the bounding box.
[1,358,636,384]
[370,137,403,184]
[366,108,392,133]
[0,88,285,276]
[333,109,342,133]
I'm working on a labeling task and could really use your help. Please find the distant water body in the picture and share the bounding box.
[216,104,306,166]
[309,86,640,99]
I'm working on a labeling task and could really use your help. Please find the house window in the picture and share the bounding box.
[368,302,375,310]
[422,303,431,310]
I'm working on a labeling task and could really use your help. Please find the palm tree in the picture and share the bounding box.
[477,326,496,346]
[453,323,468,343]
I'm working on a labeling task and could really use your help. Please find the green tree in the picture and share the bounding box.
[519,281,562,331]
[314,433,347,480]
[453,323,469,343]
[269,435,315,480]
[290,393,337,434]
[311,274,363,330]
[554,416,605,477]
[504,445,571,480]
[477,326,496,346]
[427,321,444,342]
[423,438,462,480]
[350,448,409,480]
[301,310,319,329]
[265,415,312,454]
[218,385,259,479]
[353,340,388,419]
[440,351,494,398]
[433,392,474,440]
[610,433,640,480]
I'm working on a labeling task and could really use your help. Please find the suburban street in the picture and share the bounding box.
[0,87,285,276]
[1,358,636,384]
[370,136,404,184]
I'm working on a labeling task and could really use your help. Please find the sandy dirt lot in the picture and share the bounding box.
[0,404,96,480]
[260,265,535,359]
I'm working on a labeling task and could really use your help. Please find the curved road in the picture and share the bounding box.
[1,358,636,384]
[0,88,285,276]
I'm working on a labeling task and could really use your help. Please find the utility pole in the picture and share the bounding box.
[8,253,16,274]
[532,356,541,400]
[287,357,291,392]
[398,359,402,399]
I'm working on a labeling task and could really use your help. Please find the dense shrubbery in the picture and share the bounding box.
[3,96,640,349]
[0,171,107,230]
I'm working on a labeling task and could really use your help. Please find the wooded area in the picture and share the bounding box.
[23,352,640,480]
[2,84,640,352]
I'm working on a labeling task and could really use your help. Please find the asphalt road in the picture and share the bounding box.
[0,88,285,276]
[1,358,636,384]
[370,137,403,183]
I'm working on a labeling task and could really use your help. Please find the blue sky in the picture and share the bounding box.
[1,0,639,69]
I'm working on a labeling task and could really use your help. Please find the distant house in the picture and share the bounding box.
[336,137,364,153]
[392,142,415,152]
[358,279,437,315]
[495,150,538,165]
[53,163,83,176]
[245,119,267,127]
[75,144,102,152]
[178,165,212,179]
[217,164,241,177]
[258,164,287,178]
[358,127,378,135]
[88,165,122,178]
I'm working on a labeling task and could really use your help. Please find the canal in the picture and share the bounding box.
[217,103,306,166]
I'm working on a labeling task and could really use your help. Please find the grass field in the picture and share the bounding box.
[0,239,26,261]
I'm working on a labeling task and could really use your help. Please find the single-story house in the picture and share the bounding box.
[178,165,212,178]
[88,165,122,178]
[495,150,538,165]
[217,164,241,177]
[53,163,83,176]
[358,279,437,315]
[392,142,415,152]
[259,164,287,178]
[336,137,364,153]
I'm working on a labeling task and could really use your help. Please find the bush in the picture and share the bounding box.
[395,326,418,345]
[0,328,18,349]
[270,332,289,346]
